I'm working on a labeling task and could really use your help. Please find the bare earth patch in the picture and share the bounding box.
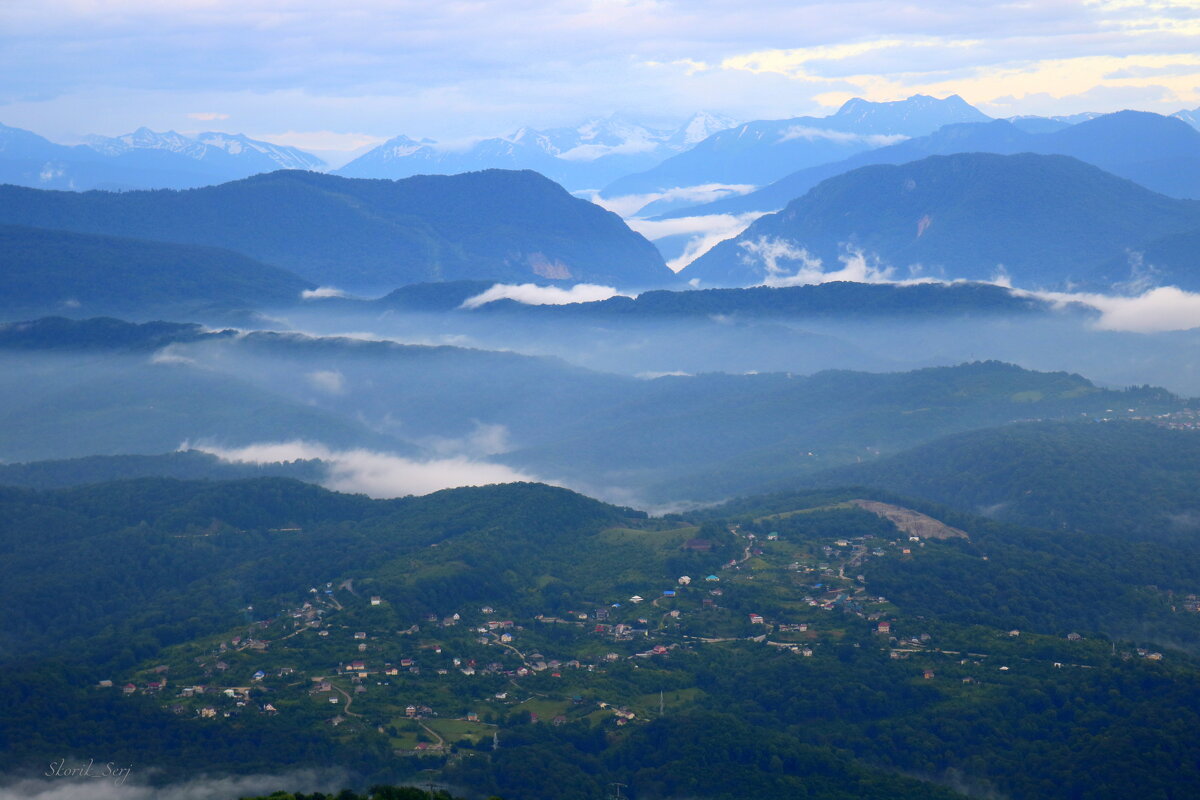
[851,499,969,540]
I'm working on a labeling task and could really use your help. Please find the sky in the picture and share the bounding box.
[3,0,1200,156]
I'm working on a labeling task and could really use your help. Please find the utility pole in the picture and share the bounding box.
[659,690,664,715]
[610,782,628,800]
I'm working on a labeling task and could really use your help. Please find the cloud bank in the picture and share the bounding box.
[629,212,767,271]
[0,770,346,800]
[195,440,545,498]
[460,283,629,309]
[737,237,1200,333]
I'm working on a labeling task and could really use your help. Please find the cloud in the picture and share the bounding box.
[419,421,514,457]
[1024,285,1200,333]
[777,125,907,146]
[627,212,767,271]
[194,440,547,498]
[301,286,348,299]
[186,112,229,121]
[731,237,1200,332]
[0,770,346,800]
[150,345,198,367]
[736,237,898,286]
[460,283,630,309]
[305,369,345,394]
[584,183,757,218]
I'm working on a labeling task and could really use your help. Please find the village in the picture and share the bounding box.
[103,500,1150,756]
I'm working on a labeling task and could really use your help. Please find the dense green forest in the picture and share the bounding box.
[812,420,1200,537]
[3,476,1200,799]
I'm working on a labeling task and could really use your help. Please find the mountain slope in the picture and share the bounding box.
[0,224,312,318]
[684,153,1200,289]
[0,169,674,291]
[810,420,1200,538]
[601,94,990,197]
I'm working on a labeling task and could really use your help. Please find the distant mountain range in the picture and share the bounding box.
[0,169,674,293]
[684,152,1200,289]
[600,95,992,201]
[335,113,736,190]
[662,110,1200,219]
[0,124,325,191]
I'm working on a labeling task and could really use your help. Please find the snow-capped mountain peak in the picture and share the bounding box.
[83,128,325,170]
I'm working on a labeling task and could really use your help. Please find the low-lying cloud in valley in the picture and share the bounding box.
[629,212,767,271]
[0,770,346,800]
[460,283,629,309]
[194,440,546,498]
[738,237,899,286]
[1027,285,1200,334]
[584,184,756,218]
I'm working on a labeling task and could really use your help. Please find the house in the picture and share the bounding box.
[1067,632,1082,641]
[385,667,399,676]
[466,712,479,722]
[370,596,382,606]
[705,575,720,582]
[876,621,891,634]
[500,633,513,643]
[748,614,765,625]
[663,590,676,597]
[122,683,137,694]
[923,669,935,680]
[354,632,367,640]
[677,576,691,585]
[629,595,644,604]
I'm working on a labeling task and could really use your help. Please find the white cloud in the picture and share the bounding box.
[459,283,630,309]
[300,286,348,299]
[194,440,546,498]
[777,125,908,146]
[305,369,346,394]
[419,421,513,457]
[186,112,229,121]
[1024,285,1200,333]
[737,237,898,286]
[628,212,767,271]
[0,770,345,800]
[586,184,756,218]
[150,345,198,367]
